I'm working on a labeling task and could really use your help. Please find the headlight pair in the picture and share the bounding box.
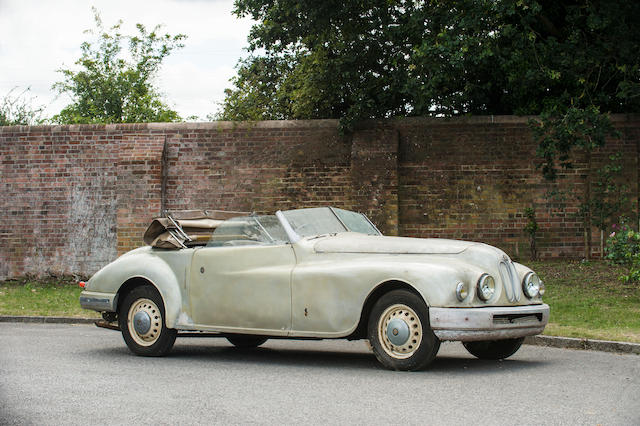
[455,274,495,302]
[522,272,545,298]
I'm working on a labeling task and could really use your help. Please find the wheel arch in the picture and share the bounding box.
[116,277,155,312]
[348,280,428,340]
[115,275,181,329]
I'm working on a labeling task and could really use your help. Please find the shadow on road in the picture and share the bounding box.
[80,339,546,373]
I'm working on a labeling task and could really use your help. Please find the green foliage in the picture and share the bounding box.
[605,222,640,264]
[0,87,45,126]
[589,153,631,232]
[523,207,539,260]
[53,9,186,124]
[220,0,640,128]
[605,221,640,282]
[531,108,628,258]
[219,55,297,120]
[531,105,619,181]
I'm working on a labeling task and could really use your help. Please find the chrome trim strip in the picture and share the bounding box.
[498,259,521,302]
[362,213,382,236]
[498,261,514,301]
[328,206,349,232]
[506,260,520,301]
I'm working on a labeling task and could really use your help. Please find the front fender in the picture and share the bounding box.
[393,260,487,308]
[291,254,486,337]
[86,247,186,329]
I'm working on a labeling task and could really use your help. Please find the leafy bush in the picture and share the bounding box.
[605,220,640,282]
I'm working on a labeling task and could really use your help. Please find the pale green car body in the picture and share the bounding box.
[81,207,549,344]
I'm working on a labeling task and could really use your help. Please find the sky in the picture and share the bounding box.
[0,0,255,120]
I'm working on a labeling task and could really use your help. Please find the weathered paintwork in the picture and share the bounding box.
[80,209,548,341]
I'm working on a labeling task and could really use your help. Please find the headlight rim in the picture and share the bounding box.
[522,271,541,298]
[477,273,495,301]
[455,281,469,302]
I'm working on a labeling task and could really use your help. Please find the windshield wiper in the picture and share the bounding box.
[306,233,338,241]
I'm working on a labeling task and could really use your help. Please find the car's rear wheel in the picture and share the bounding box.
[367,289,440,371]
[226,335,268,348]
[463,338,524,360]
[118,285,177,356]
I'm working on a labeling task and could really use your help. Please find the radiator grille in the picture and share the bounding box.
[498,259,521,302]
[493,313,542,325]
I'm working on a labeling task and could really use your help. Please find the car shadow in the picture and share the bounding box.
[169,343,381,371]
[83,339,545,373]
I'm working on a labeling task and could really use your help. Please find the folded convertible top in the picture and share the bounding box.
[143,209,249,249]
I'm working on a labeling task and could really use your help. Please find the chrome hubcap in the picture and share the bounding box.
[386,318,410,346]
[127,298,161,347]
[378,304,423,359]
[133,311,151,335]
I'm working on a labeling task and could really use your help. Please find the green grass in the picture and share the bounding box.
[525,260,640,343]
[2,262,640,343]
[0,277,100,318]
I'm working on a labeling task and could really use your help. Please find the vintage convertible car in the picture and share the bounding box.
[80,207,549,371]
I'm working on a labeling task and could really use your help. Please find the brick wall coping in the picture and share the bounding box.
[3,114,639,134]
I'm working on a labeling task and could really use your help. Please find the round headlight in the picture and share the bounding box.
[455,282,468,301]
[477,274,495,301]
[523,272,541,298]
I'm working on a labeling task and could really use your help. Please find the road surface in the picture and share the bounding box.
[1,323,638,425]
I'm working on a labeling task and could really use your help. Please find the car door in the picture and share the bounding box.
[188,217,295,335]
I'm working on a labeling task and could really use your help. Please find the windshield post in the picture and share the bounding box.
[252,216,275,242]
[328,207,349,231]
[275,210,301,243]
[363,214,382,236]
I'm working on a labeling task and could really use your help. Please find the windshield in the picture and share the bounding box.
[207,215,289,247]
[281,207,381,238]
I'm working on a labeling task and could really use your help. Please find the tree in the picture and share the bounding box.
[219,1,640,128]
[220,55,297,121]
[53,9,186,124]
[0,87,45,126]
[221,0,639,258]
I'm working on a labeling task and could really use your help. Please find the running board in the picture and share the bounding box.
[94,320,225,338]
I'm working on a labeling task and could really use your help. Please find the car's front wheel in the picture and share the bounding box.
[463,338,524,360]
[367,289,440,371]
[118,285,177,356]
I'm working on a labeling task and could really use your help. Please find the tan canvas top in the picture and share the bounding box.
[143,209,249,249]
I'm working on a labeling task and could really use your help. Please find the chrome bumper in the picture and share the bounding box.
[429,304,549,342]
[79,291,117,312]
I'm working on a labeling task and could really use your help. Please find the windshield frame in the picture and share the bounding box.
[276,207,381,242]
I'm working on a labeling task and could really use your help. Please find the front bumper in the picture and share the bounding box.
[429,304,549,342]
[79,291,117,312]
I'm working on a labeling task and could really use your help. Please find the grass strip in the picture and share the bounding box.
[0,277,100,319]
[526,260,640,343]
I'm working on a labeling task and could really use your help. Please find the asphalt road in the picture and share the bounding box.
[1,323,638,425]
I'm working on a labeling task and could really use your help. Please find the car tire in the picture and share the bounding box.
[226,335,268,348]
[118,285,177,357]
[367,289,440,371]
[462,338,524,360]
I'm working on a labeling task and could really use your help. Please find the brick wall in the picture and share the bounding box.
[1,116,638,279]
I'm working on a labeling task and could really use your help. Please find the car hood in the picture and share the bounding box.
[313,233,482,255]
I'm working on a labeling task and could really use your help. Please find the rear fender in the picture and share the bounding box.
[88,250,184,329]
